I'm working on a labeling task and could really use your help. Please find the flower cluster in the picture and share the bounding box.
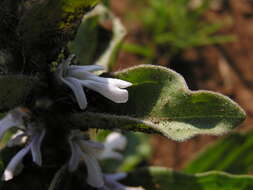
[0,56,142,189]
[0,108,46,181]
[68,130,143,190]
[56,55,132,109]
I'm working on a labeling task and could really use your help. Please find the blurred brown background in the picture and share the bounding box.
[109,0,253,170]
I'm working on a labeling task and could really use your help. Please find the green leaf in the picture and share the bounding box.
[0,75,37,110]
[124,167,253,190]
[68,11,100,66]
[184,131,253,174]
[72,65,245,141]
[69,4,126,71]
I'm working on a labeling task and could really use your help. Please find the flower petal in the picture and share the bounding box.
[73,72,132,89]
[62,77,88,109]
[68,69,97,80]
[94,77,132,89]
[105,132,127,151]
[68,141,81,172]
[7,130,27,147]
[102,173,145,190]
[105,173,127,181]
[80,80,129,103]
[80,150,104,188]
[99,150,123,160]
[68,69,132,89]
[69,65,104,72]
[2,144,31,181]
[125,187,145,190]
[103,175,126,190]
[0,108,29,139]
[79,140,104,163]
[79,140,104,152]
[31,129,46,166]
[0,114,22,139]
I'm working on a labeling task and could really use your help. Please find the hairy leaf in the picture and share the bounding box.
[124,167,253,190]
[184,131,253,174]
[73,65,245,141]
[68,4,126,71]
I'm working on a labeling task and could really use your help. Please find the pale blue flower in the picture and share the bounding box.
[68,130,105,188]
[0,108,29,139]
[0,109,46,181]
[98,132,127,160]
[68,130,144,189]
[56,56,132,109]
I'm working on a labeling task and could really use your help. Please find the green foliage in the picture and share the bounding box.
[70,65,245,141]
[68,4,126,71]
[125,0,235,59]
[125,167,253,190]
[184,131,253,174]
[68,16,99,66]
[122,43,155,59]
[0,1,249,189]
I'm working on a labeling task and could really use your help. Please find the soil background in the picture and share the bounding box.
[109,0,253,170]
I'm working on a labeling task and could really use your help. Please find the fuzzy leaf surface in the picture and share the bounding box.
[73,65,245,141]
[68,4,126,71]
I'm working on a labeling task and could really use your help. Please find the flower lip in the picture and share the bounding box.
[98,132,127,160]
[56,55,132,109]
[0,114,46,181]
[68,130,105,188]
[2,144,31,181]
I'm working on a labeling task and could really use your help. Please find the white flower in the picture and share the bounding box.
[68,131,143,189]
[0,108,46,181]
[56,55,132,109]
[2,125,46,181]
[98,132,127,160]
[100,173,145,190]
[68,130,105,188]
